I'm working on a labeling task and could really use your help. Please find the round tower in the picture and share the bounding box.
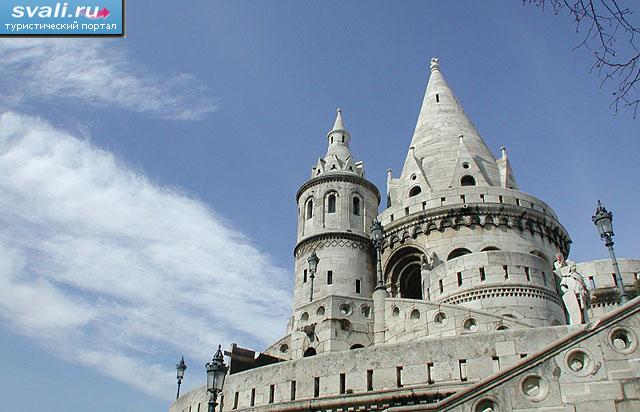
[289,109,380,358]
[380,59,571,329]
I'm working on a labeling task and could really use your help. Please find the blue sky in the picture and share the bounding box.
[0,1,638,411]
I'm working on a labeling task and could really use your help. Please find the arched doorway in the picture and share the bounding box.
[303,347,317,357]
[384,246,424,299]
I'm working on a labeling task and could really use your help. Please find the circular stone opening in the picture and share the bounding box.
[279,344,289,353]
[411,174,417,180]
[316,306,325,316]
[462,162,470,169]
[434,312,447,326]
[475,399,497,412]
[361,305,371,319]
[567,350,590,373]
[463,318,478,332]
[609,327,636,353]
[301,312,309,322]
[410,309,421,322]
[392,306,400,317]
[339,303,352,316]
[520,375,548,401]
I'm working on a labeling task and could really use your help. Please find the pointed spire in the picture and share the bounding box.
[332,108,346,132]
[325,107,352,160]
[396,58,501,192]
[310,108,364,177]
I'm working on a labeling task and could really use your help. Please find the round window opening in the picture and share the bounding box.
[566,350,592,374]
[434,312,447,326]
[410,309,421,322]
[462,162,470,169]
[464,318,478,332]
[521,375,548,401]
[279,344,289,354]
[411,174,417,180]
[339,303,352,316]
[316,306,325,316]
[392,306,400,317]
[361,305,371,319]
[301,312,309,322]
[475,398,497,412]
[609,327,636,353]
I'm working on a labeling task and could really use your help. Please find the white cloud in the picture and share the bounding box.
[0,111,291,398]
[0,39,217,120]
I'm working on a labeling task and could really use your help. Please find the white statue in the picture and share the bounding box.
[559,261,590,324]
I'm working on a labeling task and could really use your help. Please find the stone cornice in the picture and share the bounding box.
[294,231,372,257]
[382,203,572,255]
[296,172,381,204]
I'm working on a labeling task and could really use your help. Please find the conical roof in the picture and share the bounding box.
[399,58,500,191]
[310,108,364,178]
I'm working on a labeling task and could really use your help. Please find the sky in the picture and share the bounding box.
[0,1,638,411]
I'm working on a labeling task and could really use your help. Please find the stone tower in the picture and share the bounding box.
[380,58,572,328]
[171,58,640,412]
[288,109,380,359]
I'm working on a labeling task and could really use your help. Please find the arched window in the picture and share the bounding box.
[384,246,424,300]
[353,197,360,216]
[350,344,365,350]
[460,175,476,186]
[327,194,336,213]
[409,186,422,197]
[303,347,317,357]
[306,199,313,219]
[481,246,500,252]
[447,248,472,260]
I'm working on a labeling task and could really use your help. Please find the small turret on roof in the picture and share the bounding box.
[312,108,364,178]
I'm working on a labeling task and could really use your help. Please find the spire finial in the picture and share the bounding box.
[430,57,440,72]
[331,107,346,132]
[500,146,507,159]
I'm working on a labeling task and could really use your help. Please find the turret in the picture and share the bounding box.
[379,59,572,330]
[289,109,381,358]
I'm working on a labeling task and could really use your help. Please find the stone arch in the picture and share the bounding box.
[303,347,317,357]
[447,247,472,261]
[383,245,426,299]
[409,186,422,197]
[305,196,314,220]
[460,175,476,186]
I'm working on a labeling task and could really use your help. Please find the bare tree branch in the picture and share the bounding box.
[525,0,640,117]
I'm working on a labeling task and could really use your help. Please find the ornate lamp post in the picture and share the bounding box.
[370,219,385,288]
[370,218,388,345]
[307,251,319,302]
[205,345,228,412]
[175,356,187,400]
[592,200,628,304]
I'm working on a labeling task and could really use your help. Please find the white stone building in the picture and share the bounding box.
[170,59,640,412]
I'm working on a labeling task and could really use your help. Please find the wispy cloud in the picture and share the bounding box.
[0,112,291,398]
[0,39,217,120]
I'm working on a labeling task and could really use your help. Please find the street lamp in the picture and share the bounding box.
[175,356,187,400]
[370,218,385,288]
[592,200,628,304]
[205,345,228,412]
[307,251,319,302]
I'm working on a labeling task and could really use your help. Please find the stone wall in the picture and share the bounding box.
[206,326,571,411]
